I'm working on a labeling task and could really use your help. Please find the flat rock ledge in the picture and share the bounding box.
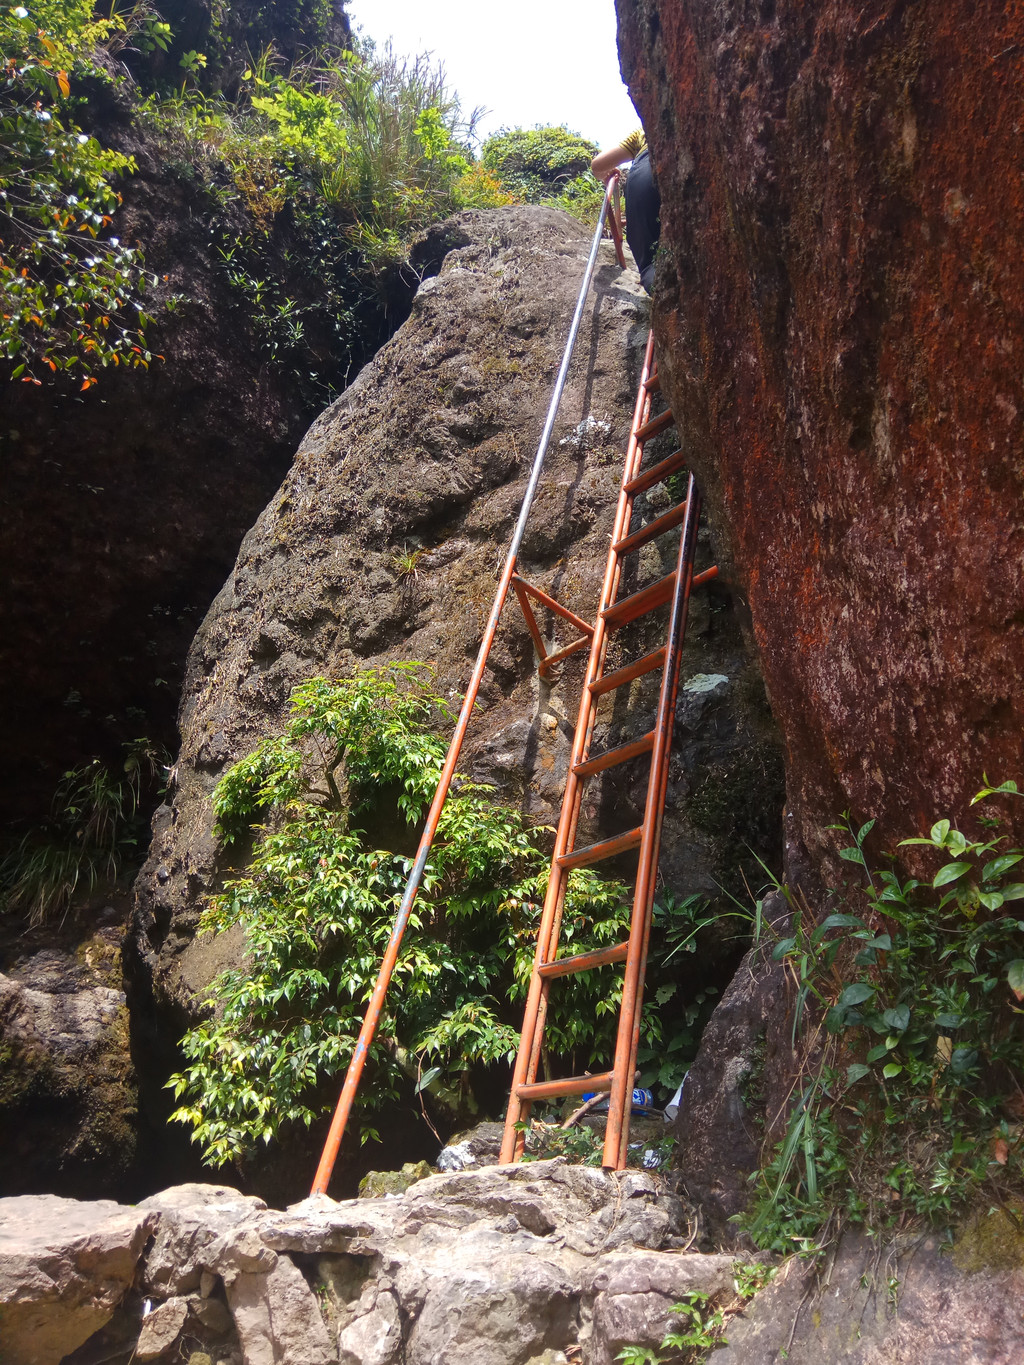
[0,1160,734,1365]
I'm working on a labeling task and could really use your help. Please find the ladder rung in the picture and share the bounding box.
[643,370,661,393]
[601,572,677,629]
[624,449,687,497]
[556,826,643,870]
[538,941,629,979]
[516,1070,615,1101]
[589,646,666,698]
[635,409,674,443]
[573,732,654,778]
[612,501,688,557]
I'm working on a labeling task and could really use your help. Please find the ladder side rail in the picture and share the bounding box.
[615,504,701,1169]
[311,177,622,1196]
[602,475,701,1168]
[499,332,657,1163]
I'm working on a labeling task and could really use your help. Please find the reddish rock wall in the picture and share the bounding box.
[617,0,1024,871]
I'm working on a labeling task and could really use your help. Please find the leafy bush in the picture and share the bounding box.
[481,125,597,202]
[744,782,1024,1252]
[0,0,162,386]
[169,665,659,1167]
[214,43,489,267]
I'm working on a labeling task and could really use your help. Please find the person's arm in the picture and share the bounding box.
[590,129,645,181]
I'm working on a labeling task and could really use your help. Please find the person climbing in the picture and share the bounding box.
[591,130,661,295]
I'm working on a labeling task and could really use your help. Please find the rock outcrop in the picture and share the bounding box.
[616,0,1024,871]
[615,0,1024,1237]
[0,1192,156,1365]
[126,205,782,1193]
[0,1162,735,1365]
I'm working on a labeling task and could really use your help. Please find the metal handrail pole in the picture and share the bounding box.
[311,178,620,1195]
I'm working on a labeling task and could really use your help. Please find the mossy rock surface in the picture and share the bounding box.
[358,1160,433,1198]
[953,1199,1024,1273]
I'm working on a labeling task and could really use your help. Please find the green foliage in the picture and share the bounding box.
[0,0,162,386]
[743,785,1024,1253]
[616,1290,728,1364]
[636,892,726,1092]
[481,125,597,202]
[132,39,510,400]
[0,739,168,923]
[170,664,666,1168]
[229,43,482,266]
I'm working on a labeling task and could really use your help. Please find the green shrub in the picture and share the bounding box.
[169,665,650,1167]
[481,125,598,203]
[0,739,168,923]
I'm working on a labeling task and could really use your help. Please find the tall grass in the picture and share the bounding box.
[0,741,167,924]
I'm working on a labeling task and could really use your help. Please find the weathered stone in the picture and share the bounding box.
[0,1193,156,1365]
[582,1250,735,1365]
[0,935,138,1199]
[671,888,795,1238]
[436,1120,505,1171]
[337,1286,403,1365]
[136,1295,189,1360]
[137,1184,269,1296]
[225,1253,335,1365]
[399,1246,578,1365]
[188,1293,234,1335]
[716,1231,1024,1364]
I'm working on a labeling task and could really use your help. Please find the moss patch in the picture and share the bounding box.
[953,1200,1024,1273]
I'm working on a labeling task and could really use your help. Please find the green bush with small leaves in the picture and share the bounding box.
[481,125,598,202]
[169,665,663,1167]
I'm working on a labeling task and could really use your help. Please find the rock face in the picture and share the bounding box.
[2,1168,1023,1365]
[615,0,1024,871]
[716,1228,1024,1364]
[127,204,782,1189]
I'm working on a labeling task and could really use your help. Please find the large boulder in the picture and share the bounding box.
[615,0,1024,871]
[126,204,783,1192]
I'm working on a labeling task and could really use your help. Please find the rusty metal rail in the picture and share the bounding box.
[310,174,626,1196]
[499,333,717,1169]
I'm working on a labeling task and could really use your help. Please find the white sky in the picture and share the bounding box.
[344,0,640,152]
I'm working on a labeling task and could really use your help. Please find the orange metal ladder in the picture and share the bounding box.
[499,331,717,1169]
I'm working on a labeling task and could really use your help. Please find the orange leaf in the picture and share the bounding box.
[993,1137,1010,1165]
[57,70,70,97]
